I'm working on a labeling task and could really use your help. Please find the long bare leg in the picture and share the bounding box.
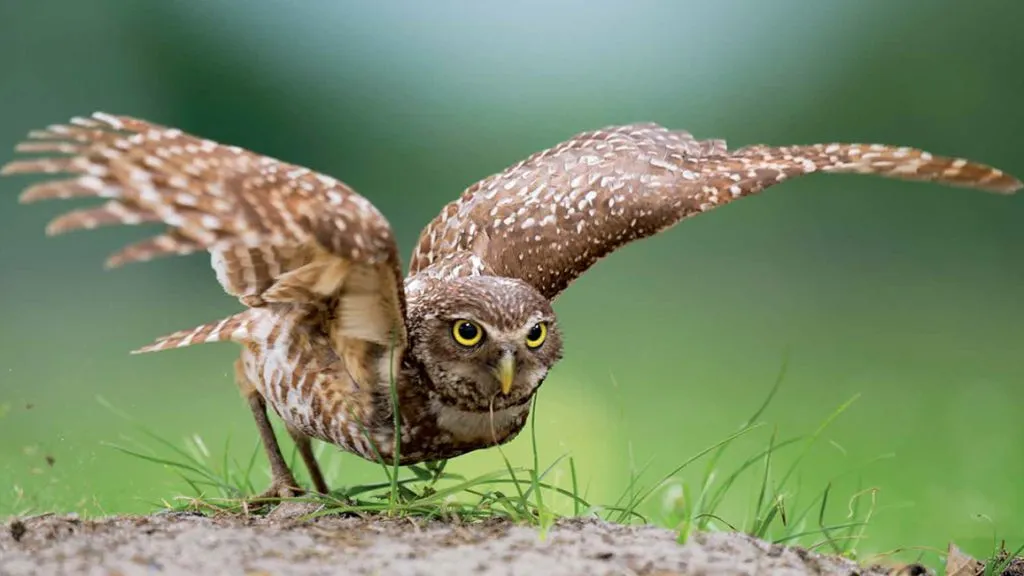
[247,392,303,499]
[234,356,301,500]
[287,427,329,495]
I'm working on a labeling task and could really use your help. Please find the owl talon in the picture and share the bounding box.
[253,478,305,502]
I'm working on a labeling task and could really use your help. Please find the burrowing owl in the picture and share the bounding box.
[3,113,1019,499]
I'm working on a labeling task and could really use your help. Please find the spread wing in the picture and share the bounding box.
[2,112,407,356]
[410,122,1021,300]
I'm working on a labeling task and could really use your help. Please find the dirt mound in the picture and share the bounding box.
[0,509,906,575]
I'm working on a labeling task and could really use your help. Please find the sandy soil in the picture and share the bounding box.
[0,506,922,576]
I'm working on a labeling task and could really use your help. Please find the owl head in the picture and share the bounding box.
[407,275,564,412]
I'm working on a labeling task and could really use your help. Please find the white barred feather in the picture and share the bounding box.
[2,112,409,356]
[132,311,254,354]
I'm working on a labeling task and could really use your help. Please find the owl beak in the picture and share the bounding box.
[496,352,515,395]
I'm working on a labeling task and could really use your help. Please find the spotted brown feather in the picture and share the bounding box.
[411,123,1021,300]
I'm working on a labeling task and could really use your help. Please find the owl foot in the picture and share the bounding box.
[253,477,305,502]
[244,477,305,514]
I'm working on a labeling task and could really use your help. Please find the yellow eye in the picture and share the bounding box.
[452,320,483,347]
[525,322,547,349]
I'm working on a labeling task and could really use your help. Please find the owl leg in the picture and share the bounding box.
[233,356,302,501]
[286,427,330,495]
[247,392,304,500]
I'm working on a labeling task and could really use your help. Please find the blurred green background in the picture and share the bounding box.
[1,0,1022,564]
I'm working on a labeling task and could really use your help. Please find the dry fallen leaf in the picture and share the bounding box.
[947,543,982,576]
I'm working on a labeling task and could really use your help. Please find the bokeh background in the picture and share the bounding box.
[1,0,1022,564]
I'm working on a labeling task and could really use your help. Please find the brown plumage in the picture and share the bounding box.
[3,114,1019,498]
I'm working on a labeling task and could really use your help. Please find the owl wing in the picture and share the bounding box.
[410,122,1021,300]
[2,112,407,354]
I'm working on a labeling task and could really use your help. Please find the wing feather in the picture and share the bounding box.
[3,112,407,353]
[411,123,1021,300]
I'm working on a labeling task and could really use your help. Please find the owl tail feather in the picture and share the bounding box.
[131,311,254,355]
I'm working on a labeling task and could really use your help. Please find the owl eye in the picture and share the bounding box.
[525,322,547,349]
[452,320,484,347]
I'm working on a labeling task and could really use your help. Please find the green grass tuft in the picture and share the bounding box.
[969,514,1024,576]
[90,359,890,565]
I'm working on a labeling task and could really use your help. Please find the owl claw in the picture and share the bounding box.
[251,478,305,503]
